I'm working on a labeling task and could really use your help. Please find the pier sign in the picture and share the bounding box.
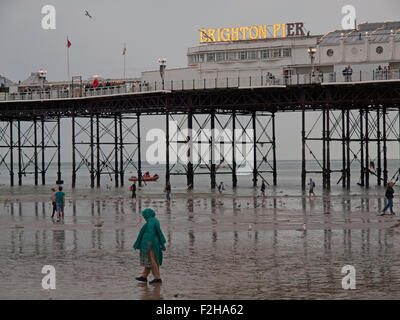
[200,22,305,43]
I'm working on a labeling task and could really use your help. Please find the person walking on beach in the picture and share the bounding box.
[260,179,266,197]
[218,181,225,197]
[131,181,137,200]
[164,181,171,204]
[55,186,65,220]
[308,178,316,199]
[134,208,166,284]
[50,188,57,218]
[380,181,395,216]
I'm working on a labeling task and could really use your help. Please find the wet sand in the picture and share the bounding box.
[1,187,400,299]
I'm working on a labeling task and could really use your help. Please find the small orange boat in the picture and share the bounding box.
[128,172,159,182]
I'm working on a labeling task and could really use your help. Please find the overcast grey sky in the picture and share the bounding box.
[1,0,399,160]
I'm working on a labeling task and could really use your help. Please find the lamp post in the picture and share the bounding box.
[158,58,167,90]
[307,47,317,83]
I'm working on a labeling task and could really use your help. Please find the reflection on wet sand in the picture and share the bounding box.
[1,189,400,299]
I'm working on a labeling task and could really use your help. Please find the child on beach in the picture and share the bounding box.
[164,181,171,204]
[55,186,65,220]
[260,179,266,197]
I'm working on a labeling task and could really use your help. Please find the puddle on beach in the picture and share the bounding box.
[1,187,400,299]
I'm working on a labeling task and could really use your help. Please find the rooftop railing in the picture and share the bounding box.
[1,69,399,102]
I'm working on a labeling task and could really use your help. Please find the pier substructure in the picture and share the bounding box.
[166,111,276,189]
[0,118,60,186]
[71,114,140,188]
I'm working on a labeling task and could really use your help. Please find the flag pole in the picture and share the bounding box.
[123,42,126,80]
[67,36,70,81]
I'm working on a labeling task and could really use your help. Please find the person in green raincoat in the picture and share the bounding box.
[133,208,166,284]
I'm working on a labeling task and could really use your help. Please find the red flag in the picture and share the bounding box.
[93,78,99,88]
[67,38,71,48]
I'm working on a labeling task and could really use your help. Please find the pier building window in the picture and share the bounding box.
[261,50,270,59]
[207,53,216,62]
[272,49,281,58]
[376,46,383,54]
[248,51,258,60]
[226,52,237,61]
[216,52,226,61]
[282,48,291,57]
[327,49,334,57]
[239,51,247,60]
[198,54,205,62]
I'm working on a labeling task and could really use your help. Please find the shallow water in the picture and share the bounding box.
[1,185,400,299]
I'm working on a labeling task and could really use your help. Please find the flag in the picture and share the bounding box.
[93,78,99,88]
[122,47,126,55]
[67,38,71,48]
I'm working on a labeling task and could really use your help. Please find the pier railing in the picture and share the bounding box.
[1,69,400,102]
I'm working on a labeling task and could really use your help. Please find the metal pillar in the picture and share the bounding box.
[114,114,119,187]
[346,107,351,188]
[365,108,369,188]
[34,119,38,185]
[210,112,216,189]
[377,106,382,186]
[342,109,346,188]
[301,107,306,190]
[72,114,76,188]
[326,109,331,190]
[41,118,45,185]
[383,106,388,186]
[96,114,100,187]
[272,112,277,186]
[119,113,124,187]
[137,113,142,187]
[9,120,14,186]
[17,120,22,186]
[232,109,237,188]
[187,112,194,189]
[322,109,326,189]
[165,112,170,183]
[90,115,95,188]
[57,116,62,184]
[360,109,364,187]
[252,111,257,187]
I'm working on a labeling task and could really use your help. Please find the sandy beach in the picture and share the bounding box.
[1,185,400,300]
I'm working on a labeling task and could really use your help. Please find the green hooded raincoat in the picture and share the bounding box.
[133,208,166,266]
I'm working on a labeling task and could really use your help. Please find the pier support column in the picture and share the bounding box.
[322,109,326,189]
[252,111,257,187]
[17,120,22,186]
[346,107,351,189]
[210,112,216,189]
[114,113,119,187]
[137,113,143,187]
[96,115,100,187]
[383,106,388,186]
[187,112,194,189]
[165,112,170,183]
[72,114,76,188]
[341,108,346,188]
[272,112,277,186]
[360,109,365,187]
[90,115,95,188]
[301,107,306,190]
[41,118,45,185]
[326,109,331,190]
[9,120,14,186]
[365,108,369,188]
[119,113,124,187]
[34,119,38,186]
[57,116,62,184]
[377,106,382,186]
[232,110,237,188]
